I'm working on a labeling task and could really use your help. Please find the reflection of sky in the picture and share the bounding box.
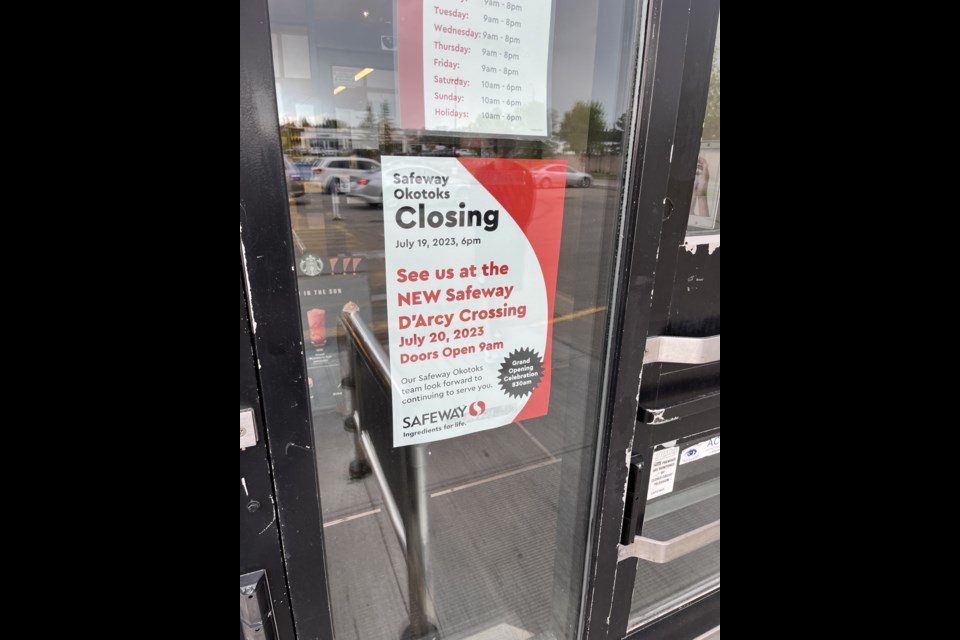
[268,0,632,129]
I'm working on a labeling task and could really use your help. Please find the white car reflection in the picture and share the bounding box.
[347,170,383,207]
[529,163,593,188]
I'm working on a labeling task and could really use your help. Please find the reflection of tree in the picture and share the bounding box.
[604,112,629,155]
[279,116,348,156]
[359,104,376,130]
[378,101,397,152]
[280,122,303,152]
[701,48,720,141]
[558,101,607,157]
[614,112,629,136]
[356,101,401,157]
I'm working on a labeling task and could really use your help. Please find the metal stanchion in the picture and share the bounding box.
[338,306,369,479]
[339,303,439,640]
[402,443,438,640]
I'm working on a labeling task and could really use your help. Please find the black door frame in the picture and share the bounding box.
[239,0,719,636]
[586,0,721,637]
[240,0,336,637]
[241,260,296,640]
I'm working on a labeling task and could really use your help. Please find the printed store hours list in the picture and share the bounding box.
[382,156,565,445]
[398,0,552,136]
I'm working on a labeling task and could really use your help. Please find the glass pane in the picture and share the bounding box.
[629,432,721,629]
[687,16,720,232]
[268,0,642,638]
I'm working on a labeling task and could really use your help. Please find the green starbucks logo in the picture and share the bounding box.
[300,253,324,276]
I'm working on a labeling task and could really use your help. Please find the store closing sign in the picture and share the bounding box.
[383,156,564,445]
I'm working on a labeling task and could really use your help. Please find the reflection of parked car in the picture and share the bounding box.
[530,163,593,188]
[289,158,316,181]
[311,157,381,193]
[284,157,307,201]
[346,170,382,207]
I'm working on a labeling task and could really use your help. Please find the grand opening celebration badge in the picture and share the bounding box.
[382,156,564,446]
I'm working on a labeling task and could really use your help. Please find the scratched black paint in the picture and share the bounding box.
[240,0,335,637]
[590,0,722,636]
[240,266,295,640]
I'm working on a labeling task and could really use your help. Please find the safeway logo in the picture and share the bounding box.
[469,401,486,417]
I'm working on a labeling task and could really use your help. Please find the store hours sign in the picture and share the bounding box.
[383,156,565,445]
[397,0,552,136]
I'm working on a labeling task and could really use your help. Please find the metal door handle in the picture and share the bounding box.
[618,519,720,563]
[644,335,719,365]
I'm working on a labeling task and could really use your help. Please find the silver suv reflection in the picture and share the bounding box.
[310,157,381,194]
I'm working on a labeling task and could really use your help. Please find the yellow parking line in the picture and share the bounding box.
[552,306,607,324]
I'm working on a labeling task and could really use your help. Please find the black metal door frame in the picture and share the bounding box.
[239,0,719,636]
[241,259,296,640]
[583,0,721,637]
[241,0,336,637]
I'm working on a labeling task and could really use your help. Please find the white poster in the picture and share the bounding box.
[398,0,552,136]
[382,156,565,445]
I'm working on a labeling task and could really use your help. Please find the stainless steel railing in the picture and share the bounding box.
[338,302,438,639]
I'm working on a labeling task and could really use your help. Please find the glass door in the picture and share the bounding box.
[259,0,648,638]
[612,3,721,638]
[239,0,720,637]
